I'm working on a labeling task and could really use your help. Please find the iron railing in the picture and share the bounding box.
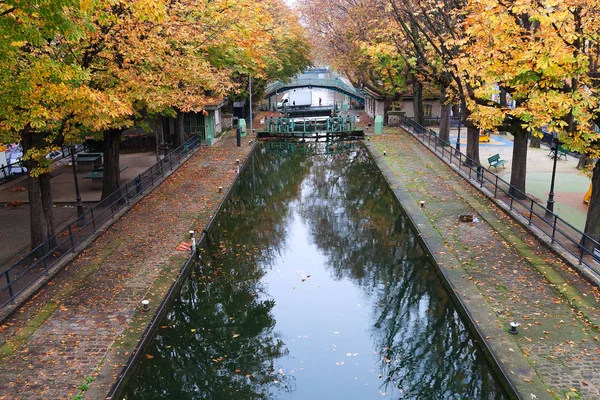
[0,134,201,309]
[399,115,600,277]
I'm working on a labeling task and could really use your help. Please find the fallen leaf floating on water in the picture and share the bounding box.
[146,354,154,359]
[232,333,240,338]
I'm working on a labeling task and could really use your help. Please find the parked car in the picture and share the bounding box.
[7,147,26,174]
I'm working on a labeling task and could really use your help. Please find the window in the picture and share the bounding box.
[424,104,432,116]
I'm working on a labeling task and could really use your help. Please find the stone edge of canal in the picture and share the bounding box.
[365,139,548,400]
[105,140,259,400]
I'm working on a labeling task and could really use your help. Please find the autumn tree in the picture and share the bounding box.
[0,0,130,249]
[1,0,312,249]
[296,0,410,120]
[458,0,600,206]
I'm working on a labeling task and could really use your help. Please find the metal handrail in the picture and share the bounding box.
[399,115,600,277]
[0,135,202,309]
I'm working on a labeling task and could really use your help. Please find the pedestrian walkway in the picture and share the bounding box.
[0,131,253,399]
[370,129,600,399]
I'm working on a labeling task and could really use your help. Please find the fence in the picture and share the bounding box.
[399,115,600,278]
[0,134,201,310]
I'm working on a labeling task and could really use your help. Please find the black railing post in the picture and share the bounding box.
[5,271,13,300]
[91,209,96,231]
[494,176,499,197]
[551,215,557,243]
[69,225,74,249]
[528,199,534,224]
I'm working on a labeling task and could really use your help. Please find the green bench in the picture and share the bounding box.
[83,166,128,189]
[76,153,103,172]
[487,154,508,171]
[548,145,568,160]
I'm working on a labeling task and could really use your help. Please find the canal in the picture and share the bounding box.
[121,141,507,399]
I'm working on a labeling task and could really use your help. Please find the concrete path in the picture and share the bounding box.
[0,131,253,399]
[371,129,600,399]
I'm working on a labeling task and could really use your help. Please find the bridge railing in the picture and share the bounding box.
[265,79,364,99]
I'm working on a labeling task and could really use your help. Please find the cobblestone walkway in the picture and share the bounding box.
[0,132,253,399]
[372,131,600,399]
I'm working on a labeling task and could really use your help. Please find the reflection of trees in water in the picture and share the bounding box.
[298,144,505,399]
[217,142,314,266]
[122,255,294,400]
[122,143,315,399]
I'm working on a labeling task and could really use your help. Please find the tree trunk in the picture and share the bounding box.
[102,128,123,200]
[173,111,185,148]
[508,131,528,199]
[22,128,56,251]
[499,87,507,107]
[438,85,451,145]
[577,153,588,170]
[412,79,424,126]
[529,135,541,148]
[465,125,480,166]
[582,159,600,251]
[462,107,480,166]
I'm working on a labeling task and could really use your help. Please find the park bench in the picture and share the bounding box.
[487,154,508,171]
[548,145,568,160]
[76,153,103,172]
[83,166,128,189]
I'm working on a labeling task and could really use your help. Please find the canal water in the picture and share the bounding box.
[121,141,506,399]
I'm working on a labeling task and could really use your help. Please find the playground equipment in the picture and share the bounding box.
[584,183,592,205]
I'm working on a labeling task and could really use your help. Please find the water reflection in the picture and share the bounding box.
[122,141,505,399]
[296,144,504,399]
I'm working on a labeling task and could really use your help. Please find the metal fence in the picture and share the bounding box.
[0,134,202,309]
[399,115,600,278]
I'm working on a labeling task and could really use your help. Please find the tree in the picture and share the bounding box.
[0,0,312,249]
[457,0,599,204]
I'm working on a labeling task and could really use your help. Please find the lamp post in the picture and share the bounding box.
[545,133,559,217]
[69,145,85,226]
[455,108,462,156]
[249,75,253,136]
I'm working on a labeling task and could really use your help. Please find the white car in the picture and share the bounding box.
[8,148,26,174]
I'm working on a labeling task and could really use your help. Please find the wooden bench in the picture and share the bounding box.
[76,153,103,172]
[83,166,127,189]
[487,154,508,171]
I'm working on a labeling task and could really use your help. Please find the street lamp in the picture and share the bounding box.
[545,132,559,217]
[455,108,462,156]
[69,145,85,226]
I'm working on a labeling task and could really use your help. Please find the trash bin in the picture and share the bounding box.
[238,119,247,137]
[374,116,384,135]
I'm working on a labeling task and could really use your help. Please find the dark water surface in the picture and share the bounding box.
[122,141,506,399]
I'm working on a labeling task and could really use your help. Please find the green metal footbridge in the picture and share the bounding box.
[265,77,365,106]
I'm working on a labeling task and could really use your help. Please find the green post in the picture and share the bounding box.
[206,113,215,145]
[342,101,349,111]
[238,119,247,137]
[374,116,384,135]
